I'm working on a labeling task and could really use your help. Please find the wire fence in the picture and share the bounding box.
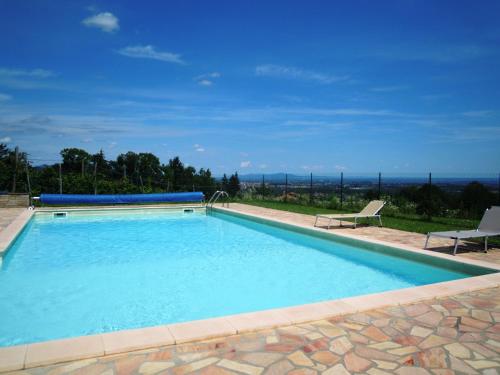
[237,172,500,219]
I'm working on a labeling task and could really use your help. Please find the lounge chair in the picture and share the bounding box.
[314,200,385,229]
[424,206,500,255]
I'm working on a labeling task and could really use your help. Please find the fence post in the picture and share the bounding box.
[340,172,344,209]
[284,173,288,203]
[58,163,62,194]
[261,174,265,200]
[428,172,432,185]
[498,172,500,205]
[25,161,32,199]
[378,172,381,199]
[94,161,97,195]
[309,173,313,204]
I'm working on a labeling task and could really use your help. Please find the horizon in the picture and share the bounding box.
[1,1,500,174]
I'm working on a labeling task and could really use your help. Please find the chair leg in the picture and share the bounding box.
[328,218,332,230]
[314,216,318,227]
[378,216,383,227]
[339,220,342,227]
[354,217,357,229]
[453,238,459,256]
[485,237,488,253]
[424,234,430,249]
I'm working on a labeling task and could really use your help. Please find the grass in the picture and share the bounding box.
[239,199,500,246]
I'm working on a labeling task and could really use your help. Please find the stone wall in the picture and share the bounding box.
[0,194,30,208]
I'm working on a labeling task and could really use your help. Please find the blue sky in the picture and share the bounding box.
[0,0,499,175]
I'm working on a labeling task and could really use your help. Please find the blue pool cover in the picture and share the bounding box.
[39,192,204,205]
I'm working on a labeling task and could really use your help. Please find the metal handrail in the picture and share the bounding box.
[206,190,229,210]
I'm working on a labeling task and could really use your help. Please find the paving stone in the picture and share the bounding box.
[322,363,350,375]
[288,369,318,375]
[172,357,219,375]
[395,368,432,375]
[388,346,420,356]
[415,311,444,327]
[449,355,480,374]
[329,336,353,355]
[138,361,175,374]
[436,326,457,338]
[417,347,447,368]
[288,350,315,367]
[472,310,493,322]
[263,359,294,375]
[217,359,263,375]
[373,360,398,370]
[405,303,431,317]
[240,352,282,367]
[369,341,401,350]
[367,368,393,375]
[344,351,372,372]
[419,335,453,350]
[362,326,391,342]
[317,326,346,338]
[199,365,238,375]
[355,346,399,361]
[464,360,500,370]
[411,326,433,338]
[310,351,340,366]
[444,343,471,359]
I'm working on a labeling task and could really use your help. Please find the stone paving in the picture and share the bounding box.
[222,204,500,265]
[10,287,500,374]
[2,204,500,374]
[0,208,25,232]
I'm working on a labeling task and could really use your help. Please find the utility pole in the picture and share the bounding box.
[309,173,313,204]
[340,172,344,209]
[58,163,62,194]
[25,160,32,201]
[378,172,381,199]
[261,174,265,200]
[428,172,432,185]
[12,146,18,193]
[284,173,288,203]
[93,161,97,195]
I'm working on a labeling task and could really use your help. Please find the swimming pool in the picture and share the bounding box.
[0,208,493,347]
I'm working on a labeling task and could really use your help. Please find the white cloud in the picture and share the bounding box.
[259,164,268,169]
[256,64,349,84]
[0,68,55,78]
[240,161,251,168]
[0,93,12,101]
[0,136,12,143]
[334,165,347,171]
[370,86,409,92]
[82,12,119,33]
[197,79,213,86]
[194,144,205,152]
[462,110,493,117]
[117,45,184,64]
[195,72,221,86]
[301,165,324,171]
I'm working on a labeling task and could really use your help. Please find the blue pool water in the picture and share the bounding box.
[0,208,487,346]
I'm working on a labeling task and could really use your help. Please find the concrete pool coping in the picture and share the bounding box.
[1,205,500,372]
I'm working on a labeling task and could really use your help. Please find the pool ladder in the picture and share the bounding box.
[206,190,229,211]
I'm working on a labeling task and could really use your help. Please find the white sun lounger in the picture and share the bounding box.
[314,200,385,229]
[424,206,500,255]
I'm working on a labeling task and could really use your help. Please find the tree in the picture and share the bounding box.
[415,183,447,219]
[220,174,229,191]
[61,148,91,174]
[227,172,241,197]
[461,181,495,218]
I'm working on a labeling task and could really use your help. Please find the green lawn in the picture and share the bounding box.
[239,199,500,246]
